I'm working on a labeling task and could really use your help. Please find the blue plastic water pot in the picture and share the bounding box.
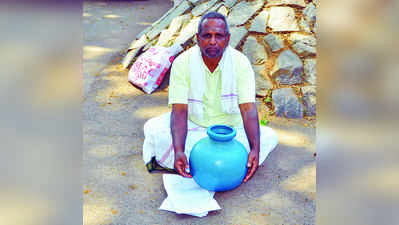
[189,124,248,191]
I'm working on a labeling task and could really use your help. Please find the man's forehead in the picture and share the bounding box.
[201,18,227,32]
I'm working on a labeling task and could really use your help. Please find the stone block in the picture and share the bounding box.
[224,0,238,8]
[272,50,303,85]
[188,0,205,5]
[158,14,191,47]
[174,17,201,45]
[299,17,311,33]
[254,65,273,97]
[303,3,316,26]
[292,43,316,56]
[122,47,142,69]
[229,26,247,48]
[290,33,316,56]
[192,0,219,17]
[290,33,316,46]
[256,98,271,115]
[208,2,222,12]
[249,10,268,33]
[301,86,316,116]
[312,0,319,8]
[243,36,267,65]
[228,0,264,26]
[264,34,285,52]
[217,5,229,16]
[272,88,304,118]
[146,1,191,40]
[143,38,158,51]
[128,34,148,51]
[304,58,316,85]
[268,7,299,31]
[267,0,306,7]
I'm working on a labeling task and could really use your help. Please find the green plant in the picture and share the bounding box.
[260,114,270,126]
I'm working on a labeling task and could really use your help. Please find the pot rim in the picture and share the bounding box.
[207,124,236,142]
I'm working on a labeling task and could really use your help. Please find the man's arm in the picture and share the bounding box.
[239,102,260,182]
[170,104,192,178]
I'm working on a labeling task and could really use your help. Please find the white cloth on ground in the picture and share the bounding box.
[188,45,240,120]
[159,174,220,217]
[143,112,279,169]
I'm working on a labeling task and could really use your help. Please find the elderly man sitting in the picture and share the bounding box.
[143,12,278,183]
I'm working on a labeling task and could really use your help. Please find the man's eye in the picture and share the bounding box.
[203,34,211,38]
[216,34,224,38]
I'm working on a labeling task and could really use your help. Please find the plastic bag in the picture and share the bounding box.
[128,44,183,94]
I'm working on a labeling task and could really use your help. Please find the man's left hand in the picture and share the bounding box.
[243,150,259,183]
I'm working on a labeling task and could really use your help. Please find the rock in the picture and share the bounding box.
[272,88,304,118]
[192,0,218,17]
[303,3,316,26]
[128,34,148,51]
[242,36,267,65]
[254,65,273,96]
[229,26,247,48]
[123,35,148,68]
[312,0,319,8]
[303,58,316,85]
[267,0,306,7]
[272,50,303,85]
[143,38,158,51]
[290,33,316,56]
[299,17,311,33]
[292,43,316,56]
[157,14,191,47]
[228,0,264,26]
[122,47,142,69]
[256,98,271,115]
[301,86,316,116]
[264,34,285,52]
[174,17,201,45]
[217,5,229,16]
[188,0,204,5]
[173,0,185,7]
[146,1,191,40]
[224,0,238,8]
[290,33,316,46]
[268,7,299,32]
[249,10,268,33]
[208,2,222,12]
[313,19,317,33]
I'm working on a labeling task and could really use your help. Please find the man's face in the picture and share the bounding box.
[196,18,230,59]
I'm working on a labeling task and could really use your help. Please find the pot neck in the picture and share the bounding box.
[207,125,236,142]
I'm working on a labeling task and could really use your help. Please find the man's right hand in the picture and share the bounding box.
[174,151,192,178]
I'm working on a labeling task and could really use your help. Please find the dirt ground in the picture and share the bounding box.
[83,1,316,224]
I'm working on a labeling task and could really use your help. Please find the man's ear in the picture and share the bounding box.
[196,33,200,43]
[226,33,231,45]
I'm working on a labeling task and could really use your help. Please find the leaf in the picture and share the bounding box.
[260,119,269,126]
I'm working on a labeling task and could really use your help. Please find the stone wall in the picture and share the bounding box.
[123,0,317,118]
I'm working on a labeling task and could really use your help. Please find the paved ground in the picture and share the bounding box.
[83,1,316,224]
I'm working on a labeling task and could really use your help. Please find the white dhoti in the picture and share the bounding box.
[143,112,279,169]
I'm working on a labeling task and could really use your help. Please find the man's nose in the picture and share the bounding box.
[210,35,216,45]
